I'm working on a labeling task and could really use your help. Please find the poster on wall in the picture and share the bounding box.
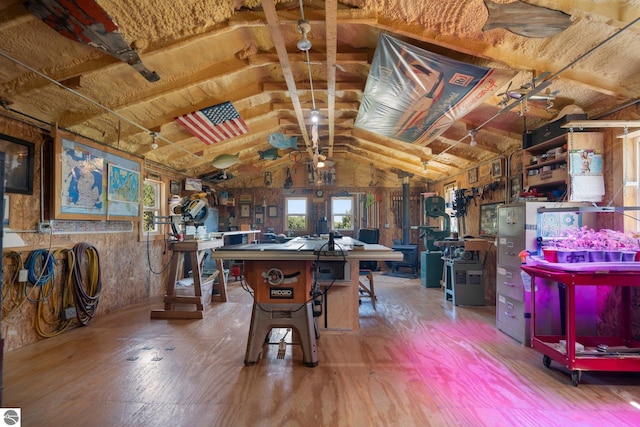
[53,128,142,220]
[107,164,140,206]
[354,34,514,145]
[569,149,604,202]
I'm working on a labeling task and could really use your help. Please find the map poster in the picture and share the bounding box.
[108,164,140,203]
[53,128,142,221]
[58,137,106,217]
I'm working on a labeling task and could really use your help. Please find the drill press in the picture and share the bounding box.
[418,196,451,288]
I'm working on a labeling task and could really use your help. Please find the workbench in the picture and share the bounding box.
[151,239,226,319]
[522,260,640,386]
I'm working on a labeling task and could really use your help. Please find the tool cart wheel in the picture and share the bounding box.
[543,355,551,368]
[571,370,581,387]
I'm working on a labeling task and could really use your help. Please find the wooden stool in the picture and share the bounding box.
[358,270,376,310]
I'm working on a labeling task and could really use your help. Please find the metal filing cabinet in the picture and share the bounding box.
[496,202,586,345]
[496,203,543,345]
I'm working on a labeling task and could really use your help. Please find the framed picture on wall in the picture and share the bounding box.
[492,159,504,178]
[185,178,202,191]
[479,202,501,236]
[0,133,35,194]
[468,168,478,184]
[268,205,278,217]
[240,203,251,218]
[170,180,181,195]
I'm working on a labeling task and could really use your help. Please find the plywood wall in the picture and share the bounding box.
[0,116,173,351]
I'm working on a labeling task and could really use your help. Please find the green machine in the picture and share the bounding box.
[418,196,451,288]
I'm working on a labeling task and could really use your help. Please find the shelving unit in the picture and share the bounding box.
[522,132,603,201]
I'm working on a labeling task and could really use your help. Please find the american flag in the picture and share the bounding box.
[175,101,248,145]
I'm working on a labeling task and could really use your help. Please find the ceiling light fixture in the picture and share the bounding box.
[296,19,312,52]
[150,131,159,150]
[297,0,325,170]
[297,0,320,124]
[468,129,478,147]
[310,108,320,123]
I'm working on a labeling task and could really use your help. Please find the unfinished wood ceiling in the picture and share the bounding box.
[1,0,639,186]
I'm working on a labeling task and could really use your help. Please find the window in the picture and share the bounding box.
[331,196,353,230]
[443,182,458,234]
[142,179,163,234]
[624,135,640,232]
[286,197,307,231]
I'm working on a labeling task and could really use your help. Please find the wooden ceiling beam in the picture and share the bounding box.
[272,102,359,111]
[247,52,368,66]
[261,0,313,159]
[351,127,433,157]
[325,0,338,157]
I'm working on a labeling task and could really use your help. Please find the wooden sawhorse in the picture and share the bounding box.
[151,239,226,319]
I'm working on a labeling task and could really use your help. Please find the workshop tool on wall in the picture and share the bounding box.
[452,189,474,234]
[481,180,502,200]
[284,167,293,189]
[289,151,301,186]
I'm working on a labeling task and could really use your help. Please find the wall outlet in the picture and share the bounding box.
[38,222,52,233]
[384,223,390,228]
[18,269,28,283]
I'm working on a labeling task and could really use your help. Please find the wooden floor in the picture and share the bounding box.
[4,274,640,426]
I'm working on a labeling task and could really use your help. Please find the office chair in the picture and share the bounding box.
[357,228,379,310]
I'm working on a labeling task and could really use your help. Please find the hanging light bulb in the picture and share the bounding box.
[150,132,159,150]
[297,20,312,51]
[310,108,320,123]
[469,130,478,147]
